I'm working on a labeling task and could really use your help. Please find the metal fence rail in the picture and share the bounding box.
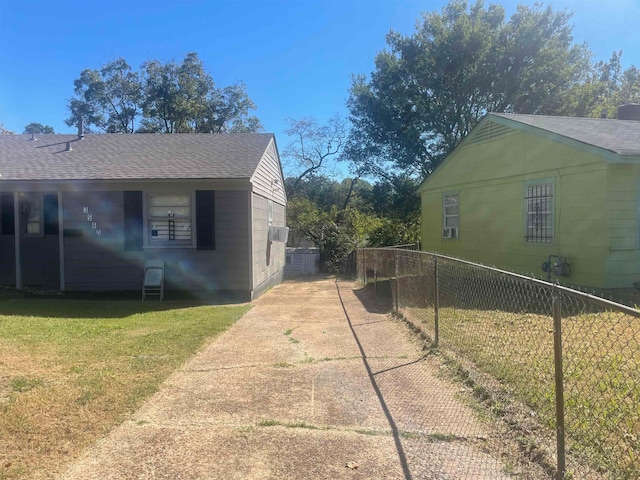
[357,248,640,480]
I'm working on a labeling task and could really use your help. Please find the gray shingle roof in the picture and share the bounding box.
[491,113,640,156]
[0,133,275,181]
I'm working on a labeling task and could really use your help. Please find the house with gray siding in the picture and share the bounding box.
[0,132,287,300]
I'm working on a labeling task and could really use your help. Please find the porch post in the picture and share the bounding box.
[58,191,65,291]
[13,191,21,289]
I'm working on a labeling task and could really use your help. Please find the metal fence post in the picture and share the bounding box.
[374,250,378,293]
[395,249,399,312]
[552,290,566,479]
[362,249,367,284]
[433,255,439,347]
[362,248,367,285]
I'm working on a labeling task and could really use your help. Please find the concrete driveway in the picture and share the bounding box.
[59,277,537,479]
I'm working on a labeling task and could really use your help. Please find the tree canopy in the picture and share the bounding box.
[287,1,640,264]
[345,0,594,179]
[66,53,262,134]
[567,51,640,118]
[23,123,55,134]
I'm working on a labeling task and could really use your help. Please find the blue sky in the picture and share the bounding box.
[1,0,639,173]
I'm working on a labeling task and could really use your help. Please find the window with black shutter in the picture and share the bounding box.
[196,190,215,250]
[1,194,14,235]
[123,191,143,250]
[43,194,59,235]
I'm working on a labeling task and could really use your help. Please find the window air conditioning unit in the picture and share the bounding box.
[442,227,458,239]
[268,225,290,243]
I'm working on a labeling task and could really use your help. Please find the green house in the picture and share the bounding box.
[419,110,640,289]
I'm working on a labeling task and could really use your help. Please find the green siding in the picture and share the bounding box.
[605,163,640,287]
[421,127,623,289]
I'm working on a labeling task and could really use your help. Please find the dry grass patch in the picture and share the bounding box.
[0,297,249,480]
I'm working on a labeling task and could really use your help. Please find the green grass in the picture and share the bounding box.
[284,327,300,344]
[403,304,640,479]
[0,298,249,480]
[258,419,322,430]
[8,376,44,393]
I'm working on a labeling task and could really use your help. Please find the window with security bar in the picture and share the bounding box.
[525,182,553,243]
[148,193,192,245]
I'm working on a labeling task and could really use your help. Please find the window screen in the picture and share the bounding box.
[148,193,192,244]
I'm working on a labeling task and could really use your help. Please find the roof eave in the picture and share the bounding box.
[0,177,253,186]
[488,114,636,163]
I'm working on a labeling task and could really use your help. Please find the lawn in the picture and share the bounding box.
[0,295,249,480]
[402,303,640,479]
[363,253,640,477]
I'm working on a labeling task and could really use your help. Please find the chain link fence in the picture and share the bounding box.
[356,248,640,479]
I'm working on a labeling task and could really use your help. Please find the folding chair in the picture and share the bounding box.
[142,259,164,301]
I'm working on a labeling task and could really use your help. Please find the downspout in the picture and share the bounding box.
[58,191,65,291]
[248,188,255,299]
[13,191,21,289]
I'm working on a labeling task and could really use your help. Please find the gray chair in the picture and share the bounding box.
[142,259,164,301]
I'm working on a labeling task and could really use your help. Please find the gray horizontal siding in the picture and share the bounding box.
[62,188,251,292]
[252,193,286,295]
[251,140,287,205]
[63,191,140,290]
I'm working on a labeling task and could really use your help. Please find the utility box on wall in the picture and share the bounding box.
[284,247,319,276]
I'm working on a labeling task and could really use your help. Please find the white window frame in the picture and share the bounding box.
[146,192,194,247]
[442,191,460,239]
[524,178,554,244]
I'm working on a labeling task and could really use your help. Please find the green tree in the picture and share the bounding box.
[66,58,142,133]
[577,52,640,118]
[614,66,640,110]
[66,53,262,134]
[287,196,381,271]
[283,115,421,266]
[286,174,418,261]
[139,52,213,133]
[285,176,373,214]
[346,0,592,179]
[23,123,55,134]
[365,176,420,223]
[362,175,421,247]
[194,83,262,133]
[140,53,263,134]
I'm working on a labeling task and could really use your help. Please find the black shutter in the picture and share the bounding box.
[43,194,59,235]
[123,191,143,251]
[1,194,14,235]
[196,190,215,250]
